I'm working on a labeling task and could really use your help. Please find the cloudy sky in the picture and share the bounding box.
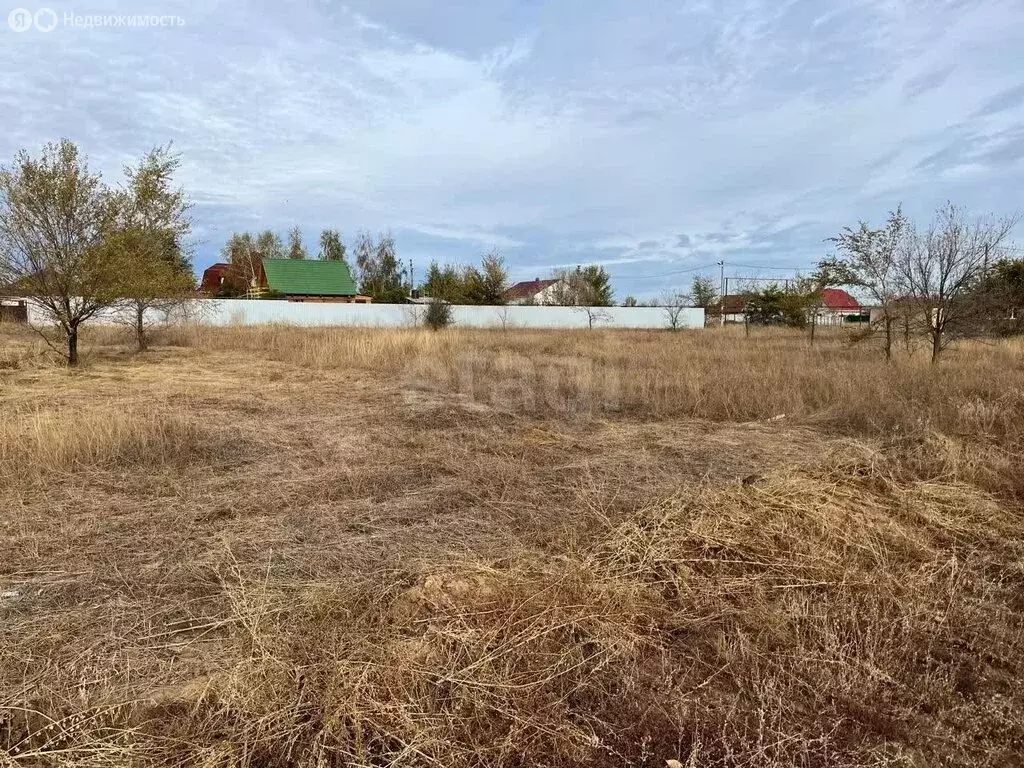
[2,0,1022,298]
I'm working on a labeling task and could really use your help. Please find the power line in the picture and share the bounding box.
[727,263,812,272]
[616,263,719,281]
[618,260,812,283]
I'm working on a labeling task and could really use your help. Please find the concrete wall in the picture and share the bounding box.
[26,299,704,330]
[201,300,704,329]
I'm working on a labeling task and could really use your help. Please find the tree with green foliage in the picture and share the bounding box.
[256,230,285,260]
[742,284,809,327]
[421,261,464,303]
[287,226,308,260]
[796,257,859,344]
[622,296,638,307]
[831,207,908,360]
[579,264,614,306]
[0,140,118,364]
[550,264,614,306]
[423,299,453,330]
[319,229,346,264]
[0,139,183,365]
[462,251,510,305]
[419,252,510,305]
[220,232,257,295]
[690,275,718,310]
[110,145,195,351]
[985,259,1024,333]
[220,229,286,295]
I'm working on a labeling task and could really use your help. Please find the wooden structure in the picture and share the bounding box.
[0,298,28,324]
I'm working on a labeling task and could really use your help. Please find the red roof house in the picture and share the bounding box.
[820,288,861,311]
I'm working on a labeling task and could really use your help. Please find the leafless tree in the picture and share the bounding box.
[895,202,1018,363]
[574,304,612,329]
[660,289,690,330]
[495,304,512,331]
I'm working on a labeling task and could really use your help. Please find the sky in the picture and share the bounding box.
[2,0,1023,299]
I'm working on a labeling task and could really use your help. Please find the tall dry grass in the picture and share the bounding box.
[0,408,226,480]
[2,324,1023,766]
[8,444,1020,766]
[171,323,1024,442]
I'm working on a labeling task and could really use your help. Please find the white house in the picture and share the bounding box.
[504,278,569,305]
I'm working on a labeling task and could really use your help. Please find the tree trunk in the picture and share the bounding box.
[929,306,944,364]
[135,305,147,351]
[883,316,893,362]
[67,325,79,366]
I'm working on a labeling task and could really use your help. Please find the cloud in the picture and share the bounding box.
[1,0,1022,297]
[902,66,956,101]
[975,85,1024,118]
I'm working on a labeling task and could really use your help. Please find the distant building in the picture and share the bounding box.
[505,278,566,305]
[259,259,370,303]
[0,297,28,324]
[200,262,231,296]
[720,294,748,323]
[814,288,865,325]
[202,259,371,303]
[720,288,864,324]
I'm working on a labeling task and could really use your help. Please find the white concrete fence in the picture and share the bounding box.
[26,299,704,330]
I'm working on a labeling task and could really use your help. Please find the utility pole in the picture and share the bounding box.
[409,259,415,297]
[718,260,726,327]
[983,242,991,331]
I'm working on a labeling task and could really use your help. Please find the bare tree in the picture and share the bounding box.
[831,207,908,361]
[0,140,121,365]
[495,304,512,331]
[574,304,612,329]
[896,203,1018,363]
[660,289,689,330]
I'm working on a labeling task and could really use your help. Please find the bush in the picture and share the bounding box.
[423,300,453,331]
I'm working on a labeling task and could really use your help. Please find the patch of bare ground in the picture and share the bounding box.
[1,326,1022,766]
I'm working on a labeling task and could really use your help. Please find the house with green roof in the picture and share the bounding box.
[258,258,370,303]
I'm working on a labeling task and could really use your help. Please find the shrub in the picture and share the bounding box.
[423,299,453,331]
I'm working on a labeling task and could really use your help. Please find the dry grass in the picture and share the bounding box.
[0,322,1022,766]
[165,323,1024,440]
[0,409,231,478]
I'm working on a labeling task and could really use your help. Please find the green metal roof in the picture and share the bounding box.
[262,258,358,296]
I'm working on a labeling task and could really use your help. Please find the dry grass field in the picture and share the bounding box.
[1,322,1023,767]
